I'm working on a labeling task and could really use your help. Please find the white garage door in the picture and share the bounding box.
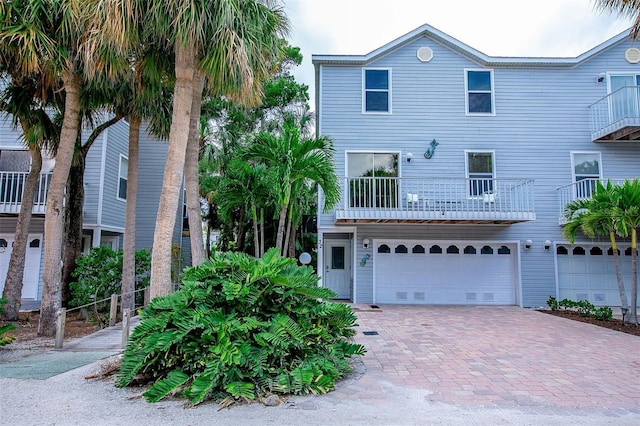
[374,240,517,305]
[0,234,42,299]
[556,244,632,307]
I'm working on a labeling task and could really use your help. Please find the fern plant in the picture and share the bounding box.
[0,297,16,346]
[116,248,365,405]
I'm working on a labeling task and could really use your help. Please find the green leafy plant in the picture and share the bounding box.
[70,246,151,309]
[116,248,366,406]
[0,297,16,346]
[549,297,613,321]
[546,296,559,311]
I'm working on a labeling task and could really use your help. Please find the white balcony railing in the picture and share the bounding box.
[590,86,640,141]
[336,177,536,223]
[0,171,52,214]
[557,178,626,225]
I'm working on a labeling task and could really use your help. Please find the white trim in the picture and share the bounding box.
[362,67,392,114]
[117,154,128,202]
[553,241,560,302]
[464,69,496,116]
[570,151,602,183]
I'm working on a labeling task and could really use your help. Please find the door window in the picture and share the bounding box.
[347,152,398,208]
[331,246,345,269]
[571,152,601,198]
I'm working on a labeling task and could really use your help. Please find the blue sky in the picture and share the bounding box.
[283,0,635,110]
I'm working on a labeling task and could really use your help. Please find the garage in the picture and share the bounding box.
[374,239,518,305]
[0,234,42,300]
[556,243,632,307]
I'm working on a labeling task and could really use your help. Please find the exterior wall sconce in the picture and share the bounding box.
[360,253,371,267]
[424,139,439,159]
[597,72,606,83]
[524,239,533,250]
[362,238,370,249]
[543,240,552,251]
[406,152,413,163]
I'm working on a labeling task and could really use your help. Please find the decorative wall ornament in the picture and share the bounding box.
[424,139,439,159]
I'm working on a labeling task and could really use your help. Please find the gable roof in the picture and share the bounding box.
[312,23,633,68]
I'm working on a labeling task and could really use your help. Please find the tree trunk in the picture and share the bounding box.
[121,116,141,313]
[252,205,259,257]
[185,70,206,266]
[630,229,638,325]
[235,205,247,251]
[39,71,82,336]
[2,146,42,320]
[283,210,292,257]
[275,204,288,255]
[150,43,195,299]
[61,155,85,306]
[288,223,296,259]
[260,208,265,257]
[610,233,630,322]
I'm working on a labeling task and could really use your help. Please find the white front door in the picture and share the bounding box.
[323,239,352,300]
[0,234,41,299]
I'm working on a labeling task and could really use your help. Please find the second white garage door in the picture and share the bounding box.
[374,240,517,305]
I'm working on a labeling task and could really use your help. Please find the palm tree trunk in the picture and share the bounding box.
[121,116,141,313]
[2,145,42,320]
[39,70,82,336]
[260,208,265,257]
[630,228,638,325]
[288,224,296,259]
[252,205,259,257]
[150,43,195,299]
[275,204,288,254]
[61,155,85,306]
[185,70,206,266]
[283,206,293,257]
[610,233,630,322]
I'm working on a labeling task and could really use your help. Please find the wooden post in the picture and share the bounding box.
[121,308,131,349]
[144,286,150,307]
[55,308,66,349]
[109,293,118,327]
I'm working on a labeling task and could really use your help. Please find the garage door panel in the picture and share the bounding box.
[374,240,517,305]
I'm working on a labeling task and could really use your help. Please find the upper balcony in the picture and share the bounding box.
[590,86,640,142]
[335,177,536,224]
[0,171,52,215]
[556,178,626,225]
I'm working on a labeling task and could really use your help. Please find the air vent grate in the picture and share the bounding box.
[625,47,640,64]
[417,46,433,62]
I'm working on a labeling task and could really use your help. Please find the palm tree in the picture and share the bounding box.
[244,114,340,255]
[87,0,289,298]
[563,180,630,322]
[594,1,640,38]
[612,178,640,324]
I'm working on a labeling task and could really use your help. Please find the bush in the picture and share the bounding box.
[70,246,151,309]
[546,296,613,321]
[0,297,16,346]
[116,248,366,406]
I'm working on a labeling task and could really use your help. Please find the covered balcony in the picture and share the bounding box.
[335,177,536,224]
[556,178,626,225]
[0,171,52,215]
[590,86,640,142]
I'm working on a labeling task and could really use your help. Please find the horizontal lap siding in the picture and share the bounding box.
[318,35,640,308]
[99,121,128,229]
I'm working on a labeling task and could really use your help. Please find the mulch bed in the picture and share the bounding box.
[538,309,640,337]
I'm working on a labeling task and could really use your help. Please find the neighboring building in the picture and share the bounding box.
[313,24,640,308]
[0,118,187,301]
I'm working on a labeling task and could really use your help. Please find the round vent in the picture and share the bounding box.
[625,47,640,64]
[417,46,433,62]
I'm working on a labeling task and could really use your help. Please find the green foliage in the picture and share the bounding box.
[116,248,366,405]
[548,297,613,321]
[0,298,16,346]
[70,246,151,308]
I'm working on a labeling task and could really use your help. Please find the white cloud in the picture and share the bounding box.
[283,0,634,112]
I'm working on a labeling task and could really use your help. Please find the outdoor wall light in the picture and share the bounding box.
[544,240,552,251]
[362,238,370,249]
[524,239,533,250]
[406,152,413,163]
[597,72,606,83]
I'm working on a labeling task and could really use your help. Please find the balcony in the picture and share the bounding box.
[556,178,626,225]
[0,171,52,215]
[335,177,536,224]
[590,86,640,142]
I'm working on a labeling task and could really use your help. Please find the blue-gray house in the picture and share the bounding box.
[313,24,640,308]
[0,117,188,301]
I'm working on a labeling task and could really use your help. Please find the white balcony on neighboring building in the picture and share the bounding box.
[0,171,52,215]
[556,178,627,225]
[335,177,536,224]
[590,86,640,142]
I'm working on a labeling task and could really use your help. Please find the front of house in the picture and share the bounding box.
[313,24,640,308]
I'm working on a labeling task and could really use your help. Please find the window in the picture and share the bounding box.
[429,245,442,254]
[347,152,398,208]
[465,69,494,114]
[363,68,391,113]
[464,245,476,254]
[378,244,391,253]
[395,245,408,254]
[609,74,640,122]
[571,152,601,198]
[446,245,459,254]
[481,245,493,254]
[412,245,425,254]
[118,155,128,200]
[466,151,494,196]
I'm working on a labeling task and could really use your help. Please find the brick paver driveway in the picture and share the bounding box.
[334,306,640,413]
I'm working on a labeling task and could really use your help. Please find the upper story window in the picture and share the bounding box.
[465,69,494,115]
[118,155,128,201]
[571,151,601,198]
[609,74,640,122]
[363,68,391,113]
[466,151,495,196]
[0,150,30,172]
[347,152,398,208]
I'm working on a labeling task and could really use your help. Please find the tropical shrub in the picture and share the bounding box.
[70,247,151,308]
[0,297,16,346]
[116,248,366,406]
[546,296,613,321]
